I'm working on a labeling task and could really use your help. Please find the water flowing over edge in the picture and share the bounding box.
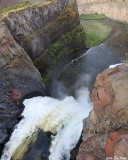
[1,86,92,160]
[109,63,124,68]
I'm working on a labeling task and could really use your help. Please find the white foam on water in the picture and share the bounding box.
[1,87,92,160]
[109,63,123,68]
[49,87,92,160]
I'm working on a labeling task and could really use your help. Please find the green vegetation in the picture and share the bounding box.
[50,24,86,60]
[80,13,106,20]
[80,13,111,47]
[0,1,53,16]
[124,23,128,33]
[22,4,78,43]
[81,19,111,48]
[34,24,86,84]
[0,1,31,14]
[4,2,85,85]
[42,70,52,85]
[21,4,84,85]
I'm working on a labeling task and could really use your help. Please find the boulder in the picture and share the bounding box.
[88,64,128,135]
[77,64,128,160]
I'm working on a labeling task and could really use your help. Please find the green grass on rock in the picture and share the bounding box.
[0,1,32,14]
[80,13,106,20]
[80,15,111,48]
[124,23,128,33]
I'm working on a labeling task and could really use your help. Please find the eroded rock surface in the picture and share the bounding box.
[0,21,45,97]
[76,135,107,160]
[0,22,45,155]
[105,131,128,158]
[0,0,85,156]
[77,0,128,22]
[0,70,23,156]
[77,64,128,160]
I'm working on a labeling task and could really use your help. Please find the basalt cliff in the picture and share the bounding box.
[1,0,128,159]
[0,0,86,155]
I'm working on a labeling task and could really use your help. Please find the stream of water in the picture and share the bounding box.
[1,19,128,160]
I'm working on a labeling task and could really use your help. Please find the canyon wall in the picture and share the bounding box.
[2,0,86,82]
[77,0,128,22]
[0,0,44,10]
[0,0,85,155]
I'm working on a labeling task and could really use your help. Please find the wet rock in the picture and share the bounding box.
[0,59,45,156]
[0,0,86,159]
[0,0,84,157]
[0,20,45,157]
[0,21,45,97]
[0,70,22,155]
[0,61,45,156]
[9,88,21,105]
[3,54,45,98]
[23,131,52,160]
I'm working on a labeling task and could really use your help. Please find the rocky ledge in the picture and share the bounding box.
[0,0,86,156]
[77,64,128,160]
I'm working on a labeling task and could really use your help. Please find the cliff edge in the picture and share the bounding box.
[0,0,86,155]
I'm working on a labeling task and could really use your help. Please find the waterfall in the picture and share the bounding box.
[1,86,92,160]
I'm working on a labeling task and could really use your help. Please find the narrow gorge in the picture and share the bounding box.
[0,0,128,160]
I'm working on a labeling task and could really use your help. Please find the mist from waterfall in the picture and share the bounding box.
[1,84,92,160]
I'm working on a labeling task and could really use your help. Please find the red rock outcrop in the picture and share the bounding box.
[9,88,21,105]
[88,64,128,135]
[77,64,128,160]
[76,135,107,160]
[105,131,128,158]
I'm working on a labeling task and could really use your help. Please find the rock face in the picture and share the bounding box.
[77,0,128,22]
[76,135,107,160]
[1,0,85,82]
[77,64,128,160]
[105,131,128,158]
[0,0,85,156]
[0,21,45,96]
[0,18,45,155]
[0,70,23,156]
[4,0,80,60]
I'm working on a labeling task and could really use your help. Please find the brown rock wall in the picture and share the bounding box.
[77,64,128,160]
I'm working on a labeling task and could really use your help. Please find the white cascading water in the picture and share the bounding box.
[109,63,123,68]
[1,86,92,160]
